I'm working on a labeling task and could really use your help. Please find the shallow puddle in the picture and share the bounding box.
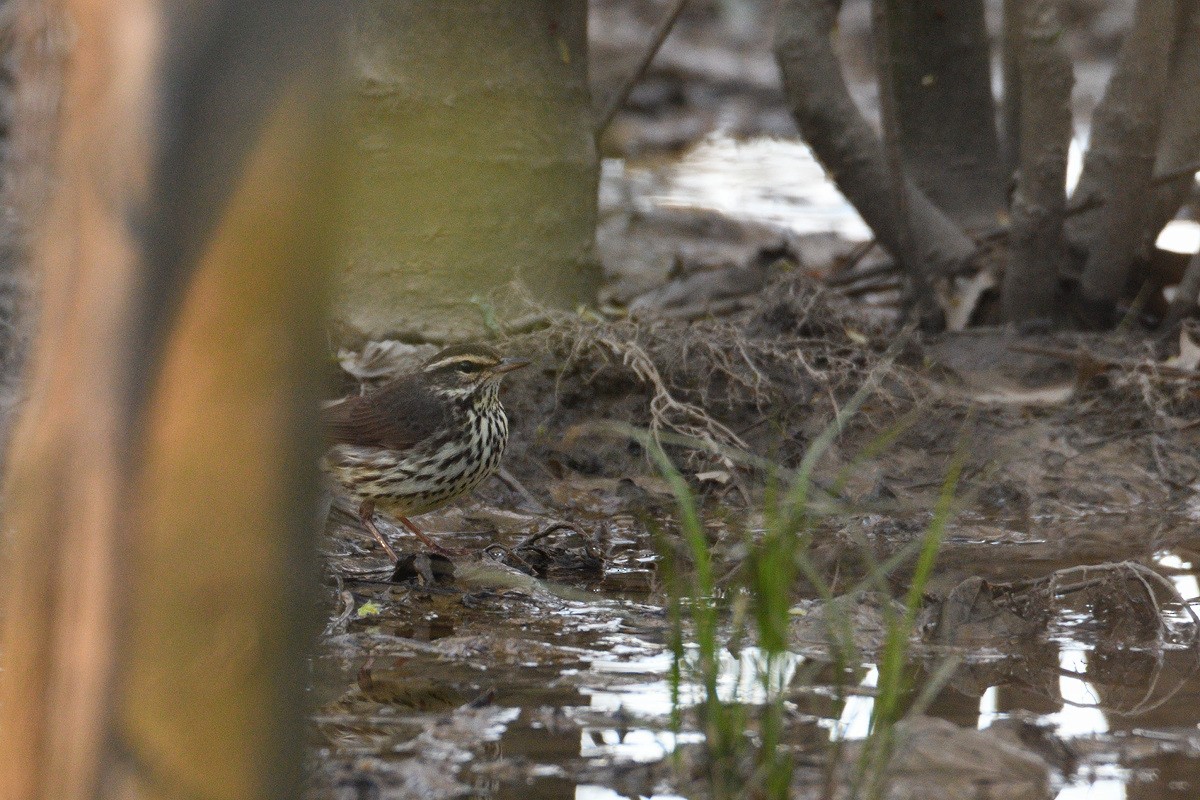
[309,504,1200,800]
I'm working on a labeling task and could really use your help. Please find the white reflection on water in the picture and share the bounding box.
[631,135,873,240]
[579,728,703,764]
[624,133,1200,259]
[1159,219,1200,256]
[1156,551,1200,611]
[1055,772,1129,800]
[579,645,801,765]
[576,786,687,800]
[575,635,1147,798]
[977,685,998,730]
[1046,650,1109,737]
[832,665,878,741]
[584,645,802,718]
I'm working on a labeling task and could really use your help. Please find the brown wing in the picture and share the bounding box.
[323,374,448,451]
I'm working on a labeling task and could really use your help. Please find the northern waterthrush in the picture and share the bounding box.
[323,343,530,560]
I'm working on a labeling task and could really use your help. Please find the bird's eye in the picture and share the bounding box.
[455,361,482,374]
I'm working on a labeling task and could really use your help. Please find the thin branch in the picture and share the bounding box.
[595,0,689,137]
[827,238,879,280]
[825,258,899,289]
[494,466,548,514]
[1152,157,1200,186]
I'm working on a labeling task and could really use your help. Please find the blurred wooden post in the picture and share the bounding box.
[0,1,336,799]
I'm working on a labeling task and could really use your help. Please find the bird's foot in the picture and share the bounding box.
[358,501,399,563]
[398,516,468,557]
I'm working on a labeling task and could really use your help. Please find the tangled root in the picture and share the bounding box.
[497,277,910,470]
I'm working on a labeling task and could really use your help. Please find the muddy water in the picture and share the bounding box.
[309,503,1200,800]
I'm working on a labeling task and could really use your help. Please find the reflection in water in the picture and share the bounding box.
[633,136,873,240]
[1159,220,1200,256]
[586,646,802,717]
[584,680,674,717]
[579,728,702,763]
[575,786,686,800]
[1046,650,1109,737]
[832,665,878,741]
[1158,552,1200,604]
[1056,774,1129,800]
[628,133,1200,261]
[324,565,1200,800]
[977,685,998,730]
[567,583,1200,797]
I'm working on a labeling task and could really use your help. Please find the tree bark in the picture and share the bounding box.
[1000,0,1024,183]
[341,0,599,344]
[1003,0,1074,321]
[0,3,334,800]
[1145,0,1200,243]
[774,0,976,282]
[1068,0,1178,312]
[0,0,67,455]
[883,0,1006,230]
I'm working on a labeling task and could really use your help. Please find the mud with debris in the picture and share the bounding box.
[308,273,1200,799]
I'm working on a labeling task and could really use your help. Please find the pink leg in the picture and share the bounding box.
[398,516,465,556]
[358,500,399,563]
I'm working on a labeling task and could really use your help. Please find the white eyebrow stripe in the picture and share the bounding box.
[423,354,496,371]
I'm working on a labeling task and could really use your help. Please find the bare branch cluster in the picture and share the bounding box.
[775,0,1200,332]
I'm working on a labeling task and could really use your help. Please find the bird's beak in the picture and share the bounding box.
[492,357,531,375]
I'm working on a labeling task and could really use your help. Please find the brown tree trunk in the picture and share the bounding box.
[1003,0,1074,322]
[883,0,1006,231]
[340,0,600,344]
[0,3,335,800]
[1068,0,1178,315]
[1000,0,1023,183]
[1146,0,1200,243]
[121,94,331,800]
